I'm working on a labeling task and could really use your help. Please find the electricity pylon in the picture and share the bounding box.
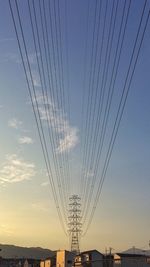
[68,195,82,254]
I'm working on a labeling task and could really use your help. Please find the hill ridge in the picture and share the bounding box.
[0,243,54,259]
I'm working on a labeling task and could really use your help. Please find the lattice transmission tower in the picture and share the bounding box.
[68,195,82,254]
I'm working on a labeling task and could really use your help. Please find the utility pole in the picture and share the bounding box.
[68,195,82,255]
[109,247,112,256]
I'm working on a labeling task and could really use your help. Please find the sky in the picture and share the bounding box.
[0,0,150,254]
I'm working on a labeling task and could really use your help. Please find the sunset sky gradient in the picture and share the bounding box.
[0,0,150,253]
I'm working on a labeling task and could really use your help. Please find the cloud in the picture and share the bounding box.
[1,53,21,64]
[34,93,79,153]
[31,202,49,212]
[0,224,14,236]
[41,181,49,187]
[85,170,95,178]
[27,69,41,87]
[32,70,41,87]
[56,127,79,153]
[8,118,23,129]
[28,52,40,65]
[18,136,34,144]
[1,52,39,65]
[0,154,36,184]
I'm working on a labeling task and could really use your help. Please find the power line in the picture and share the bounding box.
[83,0,149,235]
[9,0,67,235]
[82,0,131,223]
[8,0,150,239]
[37,0,68,220]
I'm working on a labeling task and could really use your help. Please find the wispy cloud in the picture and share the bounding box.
[85,170,95,178]
[1,52,40,65]
[28,52,40,65]
[31,70,41,87]
[1,52,21,64]
[0,224,14,236]
[2,52,41,87]
[0,154,36,184]
[35,93,79,153]
[31,202,49,212]
[41,181,49,187]
[8,118,23,129]
[56,127,79,153]
[18,136,34,145]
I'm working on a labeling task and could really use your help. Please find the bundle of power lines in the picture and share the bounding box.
[9,0,150,241]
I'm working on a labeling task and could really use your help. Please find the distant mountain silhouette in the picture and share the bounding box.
[0,244,55,259]
[121,247,150,256]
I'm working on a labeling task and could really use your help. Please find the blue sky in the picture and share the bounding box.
[0,0,150,253]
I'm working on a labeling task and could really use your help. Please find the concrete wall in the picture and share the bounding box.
[114,257,150,267]
[56,250,75,267]
[91,251,103,267]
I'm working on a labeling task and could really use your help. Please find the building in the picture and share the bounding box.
[40,254,56,267]
[75,249,104,267]
[40,250,75,267]
[0,257,40,267]
[56,250,75,267]
[23,259,40,267]
[40,258,51,267]
[114,247,150,267]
